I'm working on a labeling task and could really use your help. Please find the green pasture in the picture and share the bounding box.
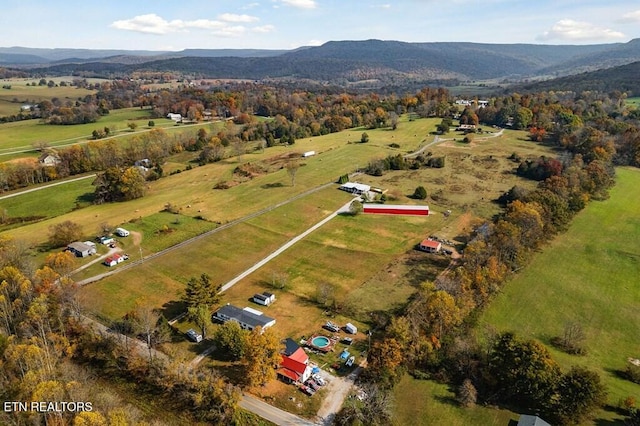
[6,117,557,324]
[625,97,640,107]
[0,80,96,117]
[78,186,351,320]
[71,212,217,282]
[392,375,517,426]
[0,175,95,230]
[217,211,439,338]
[478,167,640,423]
[0,108,152,151]
[0,117,440,247]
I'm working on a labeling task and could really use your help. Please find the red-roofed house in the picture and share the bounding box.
[277,338,312,384]
[419,239,442,253]
[104,253,124,267]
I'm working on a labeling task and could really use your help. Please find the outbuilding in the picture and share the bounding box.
[67,241,96,258]
[339,182,371,195]
[363,204,429,216]
[419,239,442,253]
[253,292,276,306]
[104,253,124,267]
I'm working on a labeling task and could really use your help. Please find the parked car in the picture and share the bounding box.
[185,329,203,343]
[312,374,326,386]
[300,385,315,396]
[341,337,354,345]
[323,321,340,332]
[345,356,356,367]
[306,379,319,391]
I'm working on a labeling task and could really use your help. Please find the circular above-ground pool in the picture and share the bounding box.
[311,336,330,349]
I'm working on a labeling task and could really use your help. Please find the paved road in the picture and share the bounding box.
[239,395,317,426]
[0,174,96,201]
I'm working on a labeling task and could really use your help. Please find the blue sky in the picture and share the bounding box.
[4,0,640,51]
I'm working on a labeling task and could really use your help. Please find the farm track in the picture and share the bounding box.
[0,174,96,200]
[0,120,214,156]
[74,181,337,285]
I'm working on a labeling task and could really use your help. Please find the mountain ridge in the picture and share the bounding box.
[4,39,640,88]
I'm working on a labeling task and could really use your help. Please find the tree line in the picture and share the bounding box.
[0,236,258,425]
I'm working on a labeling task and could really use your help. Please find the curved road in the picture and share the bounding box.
[239,395,317,426]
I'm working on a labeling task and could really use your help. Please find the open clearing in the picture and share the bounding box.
[479,167,640,423]
[0,79,96,117]
[392,374,516,425]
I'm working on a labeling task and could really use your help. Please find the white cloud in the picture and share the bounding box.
[252,25,275,33]
[537,19,625,42]
[371,4,391,8]
[110,14,226,34]
[218,13,259,23]
[307,39,323,46]
[111,13,262,38]
[242,2,260,9]
[617,10,640,23]
[280,0,317,9]
[111,14,181,34]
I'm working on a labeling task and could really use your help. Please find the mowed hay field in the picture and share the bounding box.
[479,167,640,423]
[78,186,353,320]
[0,117,438,247]
[0,108,152,151]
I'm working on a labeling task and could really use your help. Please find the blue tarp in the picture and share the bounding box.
[340,349,350,359]
[312,366,320,374]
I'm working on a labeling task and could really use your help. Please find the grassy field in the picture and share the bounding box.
[0,79,96,117]
[0,108,153,151]
[7,117,555,328]
[77,186,352,320]
[478,167,640,424]
[392,375,517,426]
[625,97,640,107]
[0,175,95,231]
[1,117,436,246]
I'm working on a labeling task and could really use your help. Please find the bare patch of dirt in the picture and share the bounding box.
[233,162,269,180]
[130,230,142,247]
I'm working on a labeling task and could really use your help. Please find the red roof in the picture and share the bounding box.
[281,347,308,375]
[277,367,301,382]
[288,347,308,364]
[420,239,441,249]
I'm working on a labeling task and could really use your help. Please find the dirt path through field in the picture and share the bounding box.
[130,230,142,247]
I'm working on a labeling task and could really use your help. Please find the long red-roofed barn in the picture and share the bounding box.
[363,204,429,216]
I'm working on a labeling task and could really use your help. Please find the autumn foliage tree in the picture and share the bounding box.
[93,166,146,204]
[243,328,281,387]
[48,220,83,248]
[365,337,405,389]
